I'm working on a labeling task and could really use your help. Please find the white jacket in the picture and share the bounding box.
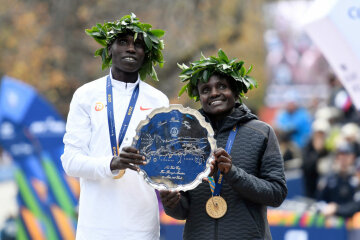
[61,74,169,240]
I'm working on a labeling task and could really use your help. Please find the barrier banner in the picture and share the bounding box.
[0,76,78,239]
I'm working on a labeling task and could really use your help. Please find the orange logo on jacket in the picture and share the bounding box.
[140,106,152,111]
[95,102,104,111]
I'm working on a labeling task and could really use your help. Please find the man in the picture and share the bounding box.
[61,14,169,240]
[322,159,360,218]
[274,90,312,148]
[317,142,357,204]
[160,50,287,239]
[302,119,330,199]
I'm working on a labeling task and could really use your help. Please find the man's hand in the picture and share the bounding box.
[110,146,146,172]
[214,148,232,174]
[159,190,181,209]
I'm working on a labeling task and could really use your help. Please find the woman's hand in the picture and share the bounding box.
[110,146,146,172]
[159,190,181,209]
[214,148,232,174]
[207,158,217,178]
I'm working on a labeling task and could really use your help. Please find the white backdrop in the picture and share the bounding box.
[304,0,360,110]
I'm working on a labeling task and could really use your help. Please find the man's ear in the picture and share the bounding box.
[107,45,112,58]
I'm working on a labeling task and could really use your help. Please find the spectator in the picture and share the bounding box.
[327,73,360,124]
[276,128,302,170]
[302,119,330,199]
[275,90,312,148]
[322,159,360,218]
[314,106,342,152]
[341,123,360,158]
[317,143,357,204]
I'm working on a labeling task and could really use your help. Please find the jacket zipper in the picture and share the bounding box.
[215,219,218,240]
[209,114,219,240]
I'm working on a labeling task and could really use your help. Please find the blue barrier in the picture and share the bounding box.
[159,224,350,240]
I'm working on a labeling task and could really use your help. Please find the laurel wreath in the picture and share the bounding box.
[85,13,165,81]
[178,49,257,101]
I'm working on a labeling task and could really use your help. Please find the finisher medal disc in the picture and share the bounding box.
[206,196,227,219]
[113,169,126,179]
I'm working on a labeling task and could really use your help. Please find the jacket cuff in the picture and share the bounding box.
[224,165,241,183]
[163,200,185,220]
[104,156,120,178]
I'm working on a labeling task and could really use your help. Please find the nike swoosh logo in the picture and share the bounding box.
[140,106,152,111]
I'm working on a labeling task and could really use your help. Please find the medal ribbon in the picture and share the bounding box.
[106,75,139,156]
[210,124,239,196]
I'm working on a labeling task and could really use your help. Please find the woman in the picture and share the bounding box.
[160,50,287,240]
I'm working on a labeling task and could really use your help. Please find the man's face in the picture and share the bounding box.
[336,152,355,174]
[197,75,236,116]
[109,34,145,73]
[286,102,297,113]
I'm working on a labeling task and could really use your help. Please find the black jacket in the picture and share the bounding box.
[302,139,329,199]
[336,188,360,218]
[164,104,287,240]
[317,173,357,205]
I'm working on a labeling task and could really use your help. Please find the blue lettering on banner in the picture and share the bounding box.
[348,6,360,20]
[29,117,65,135]
[0,122,15,140]
[10,143,33,156]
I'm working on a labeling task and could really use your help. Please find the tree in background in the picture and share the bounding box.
[0,0,268,117]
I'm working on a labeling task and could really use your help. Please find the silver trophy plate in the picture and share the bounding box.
[132,104,216,191]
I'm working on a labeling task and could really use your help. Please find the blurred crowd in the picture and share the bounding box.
[273,73,360,220]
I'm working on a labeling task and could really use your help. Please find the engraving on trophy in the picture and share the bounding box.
[132,105,216,191]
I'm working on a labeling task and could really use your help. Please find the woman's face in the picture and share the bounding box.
[197,75,236,117]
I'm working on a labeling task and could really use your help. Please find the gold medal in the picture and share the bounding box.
[206,196,227,219]
[113,169,126,179]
